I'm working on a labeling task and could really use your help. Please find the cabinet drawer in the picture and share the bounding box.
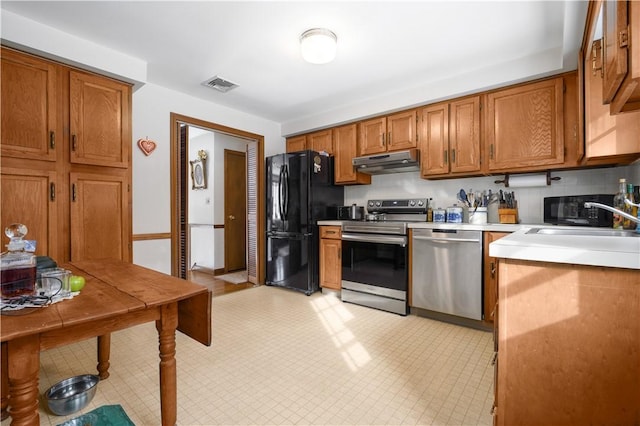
[320,226,341,239]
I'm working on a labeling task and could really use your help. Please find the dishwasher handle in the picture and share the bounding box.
[413,235,480,243]
[342,233,407,246]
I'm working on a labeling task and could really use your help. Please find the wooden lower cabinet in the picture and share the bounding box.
[70,172,130,262]
[495,259,640,425]
[319,226,341,290]
[482,232,510,325]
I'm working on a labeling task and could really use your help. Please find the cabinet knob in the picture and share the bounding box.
[228,215,235,220]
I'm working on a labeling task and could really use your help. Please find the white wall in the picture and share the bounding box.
[132,83,283,273]
[345,162,640,224]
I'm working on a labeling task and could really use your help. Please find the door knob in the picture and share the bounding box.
[228,215,235,220]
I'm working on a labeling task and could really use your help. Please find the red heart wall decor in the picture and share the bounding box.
[137,138,157,156]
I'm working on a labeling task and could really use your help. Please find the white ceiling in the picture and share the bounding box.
[1,1,589,134]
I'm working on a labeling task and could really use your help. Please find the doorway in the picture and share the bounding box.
[169,113,265,284]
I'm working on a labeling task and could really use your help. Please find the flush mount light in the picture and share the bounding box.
[300,28,337,64]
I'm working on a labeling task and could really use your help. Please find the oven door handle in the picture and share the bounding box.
[342,233,407,246]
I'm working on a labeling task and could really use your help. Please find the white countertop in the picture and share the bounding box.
[489,227,640,270]
[317,220,640,270]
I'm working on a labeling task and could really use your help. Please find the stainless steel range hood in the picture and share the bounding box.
[352,148,420,175]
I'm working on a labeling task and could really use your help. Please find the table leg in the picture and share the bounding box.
[1,342,8,421]
[97,334,111,379]
[7,336,40,426]
[156,303,178,426]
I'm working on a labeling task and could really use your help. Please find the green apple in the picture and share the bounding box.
[69,275,86,292]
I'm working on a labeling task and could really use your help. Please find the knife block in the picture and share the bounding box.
[498,208,519,224]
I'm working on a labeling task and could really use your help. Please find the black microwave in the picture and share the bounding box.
[544,194,614,227]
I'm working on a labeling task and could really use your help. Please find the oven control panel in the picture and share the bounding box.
[367,198,428,214]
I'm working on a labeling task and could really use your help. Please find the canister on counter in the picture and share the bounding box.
[433,208,446,223]
[446,206,463,223]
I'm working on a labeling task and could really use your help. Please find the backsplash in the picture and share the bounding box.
[345,163,640,224]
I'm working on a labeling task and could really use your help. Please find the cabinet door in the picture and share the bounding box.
[286,135,307,153]
[486,78,564,171]
[359,117,387,155]
[387,110,417,151]
[418,103,449,177]
[70,172,130,262]
[449,96,481,174]
[333,124,371,185]
[1,49,58,162]
[319,237,341,290]
[602,0,628,104]
[1,168,58,258]
[70,71,130,168]
[583,2,640,163]
[307,129,333,154]
[482,232,510,324]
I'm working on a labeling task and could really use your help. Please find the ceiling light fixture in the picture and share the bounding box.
[300,28,337,64]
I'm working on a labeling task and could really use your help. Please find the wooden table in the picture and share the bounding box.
[0,260,211,426]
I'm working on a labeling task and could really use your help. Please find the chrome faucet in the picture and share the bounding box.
[584,199,640,224]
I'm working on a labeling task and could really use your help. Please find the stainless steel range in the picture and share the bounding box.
[341,198,428,315]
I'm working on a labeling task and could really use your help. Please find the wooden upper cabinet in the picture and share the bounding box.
[485,78,564,172]
[419,96,481,178]
[1,48,58,162]
[602,0,640,114]
[419,103,449,176]
[359,116,387,155]
[387,110,417,151]
[307,129,333,154]
[359,111,417,156]
[286,135,307,152]
[70,172,130,262]
[70,71,130,168]
[583,1,640,164]
[333,123,371,185]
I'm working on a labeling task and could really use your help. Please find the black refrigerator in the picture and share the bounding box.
[266,150,344,295]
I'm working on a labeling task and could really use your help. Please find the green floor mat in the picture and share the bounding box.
[57,404,134,426]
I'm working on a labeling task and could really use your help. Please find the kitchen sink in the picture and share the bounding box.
[526,228,640,237]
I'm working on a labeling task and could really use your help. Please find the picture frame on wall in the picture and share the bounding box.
[190,150,208,190]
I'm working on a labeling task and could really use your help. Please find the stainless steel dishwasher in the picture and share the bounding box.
[412,228,482,320]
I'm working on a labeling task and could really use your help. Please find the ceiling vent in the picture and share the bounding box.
[202,76,238,93]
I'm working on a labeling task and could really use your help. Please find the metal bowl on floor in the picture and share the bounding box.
[44,374,99,416]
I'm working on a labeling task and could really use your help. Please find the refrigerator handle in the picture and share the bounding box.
[283,164,290,219]
[278,165,285,220]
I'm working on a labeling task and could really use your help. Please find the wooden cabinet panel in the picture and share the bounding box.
[602,0,629,104]
[496,260,640,425]
[482,231,510,324]
[486,78,564,171]
[286,135,306,152]
[70,173,130,262]
[1,49,132,265]
[419,103,449,176]
[0,168,58,258]
[449,96,481,173]
[387,110,417,151]
[70,71,130,168]
[359,117,386,155]
[1,49,58,162]
[319,226,341,291]
[307,129,333,154]
[333,124,371,185]
[583,1,640,163]
[419,96,481,178]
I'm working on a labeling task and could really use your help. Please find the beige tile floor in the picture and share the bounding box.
[5,285,495,425]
